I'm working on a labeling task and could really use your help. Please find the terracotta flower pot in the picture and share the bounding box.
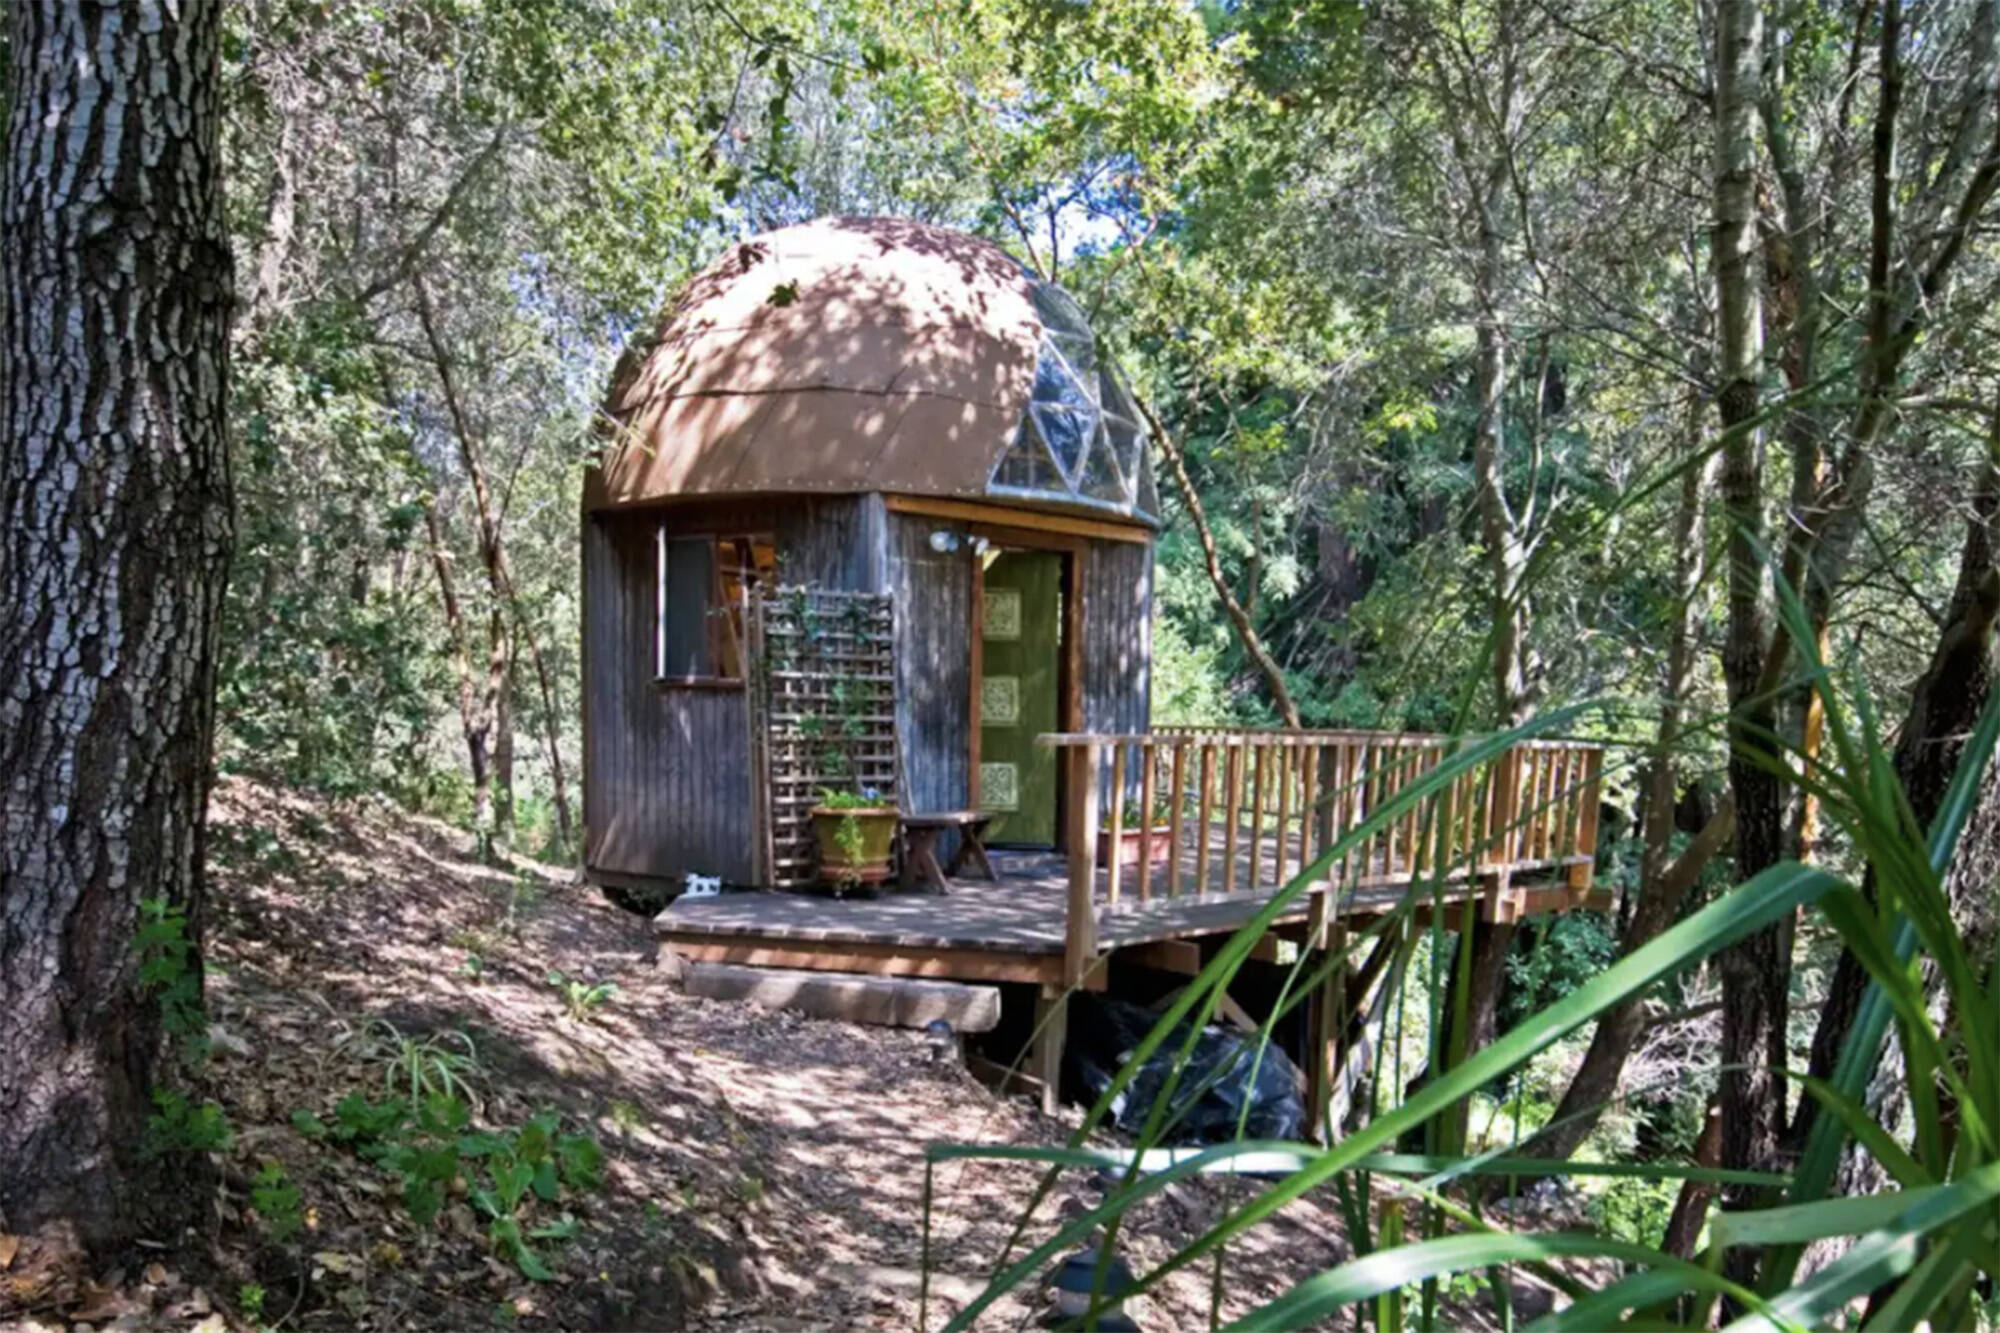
[1097,825,1174,867]
[810,806,899,888]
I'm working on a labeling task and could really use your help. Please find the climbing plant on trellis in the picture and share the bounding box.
[748,586,899,889]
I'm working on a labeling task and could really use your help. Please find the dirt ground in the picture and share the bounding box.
[15,778,1548,1331]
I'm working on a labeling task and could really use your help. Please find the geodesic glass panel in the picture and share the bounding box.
[1077,421,1128,503]
[1033,403,1093,479]
[986,278,1156,522]
[1034,340,1097,424]
[990,418,1067,493]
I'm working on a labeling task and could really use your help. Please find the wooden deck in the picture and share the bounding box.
[656,843,1595,979]
[652,726,1606,1121]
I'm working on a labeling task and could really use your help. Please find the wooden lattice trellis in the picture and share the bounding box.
[748,586,899,889]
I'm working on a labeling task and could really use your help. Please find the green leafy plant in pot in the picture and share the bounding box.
[812,786,897,893]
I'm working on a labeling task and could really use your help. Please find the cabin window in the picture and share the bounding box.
[655,529,774,683]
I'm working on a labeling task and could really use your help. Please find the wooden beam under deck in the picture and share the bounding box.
[658,934,1068,985]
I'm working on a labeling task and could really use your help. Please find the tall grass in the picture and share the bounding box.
[923,601,2000,1330]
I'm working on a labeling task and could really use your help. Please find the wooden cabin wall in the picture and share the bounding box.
[889,512,974,818]
[1080,534,1153,734]
[775,494,889,593]
[582,509,755,885]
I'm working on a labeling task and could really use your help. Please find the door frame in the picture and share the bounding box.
[969,523,1088,851]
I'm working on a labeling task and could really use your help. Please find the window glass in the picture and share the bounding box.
[985,278,1156,521]
[656,531,773,681]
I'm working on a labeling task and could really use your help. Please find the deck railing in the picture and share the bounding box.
[1039,728,1603,985]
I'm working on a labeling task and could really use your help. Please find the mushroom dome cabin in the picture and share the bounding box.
[583,216,1157,896]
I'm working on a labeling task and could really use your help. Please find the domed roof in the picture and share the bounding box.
[585,216,1157,524]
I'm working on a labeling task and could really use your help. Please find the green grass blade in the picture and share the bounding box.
[945,862,1844,1329]
[1222,1232,1784,1333]
[1723,1158,2000,1332]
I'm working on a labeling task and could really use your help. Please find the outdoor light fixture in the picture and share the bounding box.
[969,534,992,555]
[928,528,961,553]
[1049,1239,1139,1330]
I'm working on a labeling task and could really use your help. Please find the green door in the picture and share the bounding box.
[979,551,1063,846]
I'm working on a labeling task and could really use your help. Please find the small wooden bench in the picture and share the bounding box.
[901,811,997,895]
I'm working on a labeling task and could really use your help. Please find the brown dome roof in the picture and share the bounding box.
[585,216,1155,523]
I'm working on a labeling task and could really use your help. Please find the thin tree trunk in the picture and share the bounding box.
[423,499,498,844]
[1133,391,1302,729]
[413,278,572,847]
[1530,398,1724,1162]
[1795,398,2000,1144]
[1710,0,1791,1248]
[0,0,232,1262]
[494,658,517,846]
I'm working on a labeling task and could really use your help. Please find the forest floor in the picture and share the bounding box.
[20,778,1565,1332]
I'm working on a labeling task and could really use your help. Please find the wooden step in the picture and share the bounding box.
[680,962,1002,1033]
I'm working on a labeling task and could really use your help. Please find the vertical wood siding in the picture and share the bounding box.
[775,494,889,592]
[890,513,972,817]
[582,510,753,884]
[1082,535,1154,734]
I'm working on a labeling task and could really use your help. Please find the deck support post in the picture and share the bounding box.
[1478,869,1518,924]
[1029,740,1101,1119]
[1032,985,1068,1117]
[1062,741,1100,987]
[1304,896,1345,1144]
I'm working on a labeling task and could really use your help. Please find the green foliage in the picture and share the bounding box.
[545,970,618,1023]
[1588,1175,1680,1248]
[813,787,894,811]
[1500,912,1618,1031]
[136,896,207,1063]
[296,1089,604,1281]
[144,1087,234,1159]
[252,1159,305,1241]
[341,1019,485,1107]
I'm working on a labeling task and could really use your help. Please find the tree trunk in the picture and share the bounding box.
[1134,391,1302,728]
[0,0,232,1260]
[413,278,569,849]
[1530,397,1723,1162]
[423,499,499,847]
[1709,0,1791,1247]
[494,658,516,848]
[1794,401,2000,1144]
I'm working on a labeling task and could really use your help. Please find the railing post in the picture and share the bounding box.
[1569,747,1604,902]
[1064,740,1100,988]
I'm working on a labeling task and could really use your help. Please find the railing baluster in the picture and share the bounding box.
[1137,740,1157,902]
[1551,746,1573,860]
[1578,747,1604,861]
[1167,739,1188,898]
[1196,743,1216,894]
[1275,742,1294,885]
[1223,742,1243,892]
[1296,736,1312,872]
[1533,747,1555,862]
[1347,740,1367,886]
[1062,740,1100,987]
[1106,742,1128,906]
[1249,742,1269,889]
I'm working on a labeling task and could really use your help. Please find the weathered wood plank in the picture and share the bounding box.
[681,963,1002,1032]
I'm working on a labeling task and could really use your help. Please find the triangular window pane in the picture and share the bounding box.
[1051,330,1098,379]
[1033,403,1093,479]
[1033,338,1095,416]
[1030,282,1092,339]
[1107,419,1145,493]
[1099,366,1138,424]
[1077,422,1129,503]
[991,420,1065,493]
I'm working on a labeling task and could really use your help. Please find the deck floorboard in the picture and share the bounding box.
[655,843,1589,958]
